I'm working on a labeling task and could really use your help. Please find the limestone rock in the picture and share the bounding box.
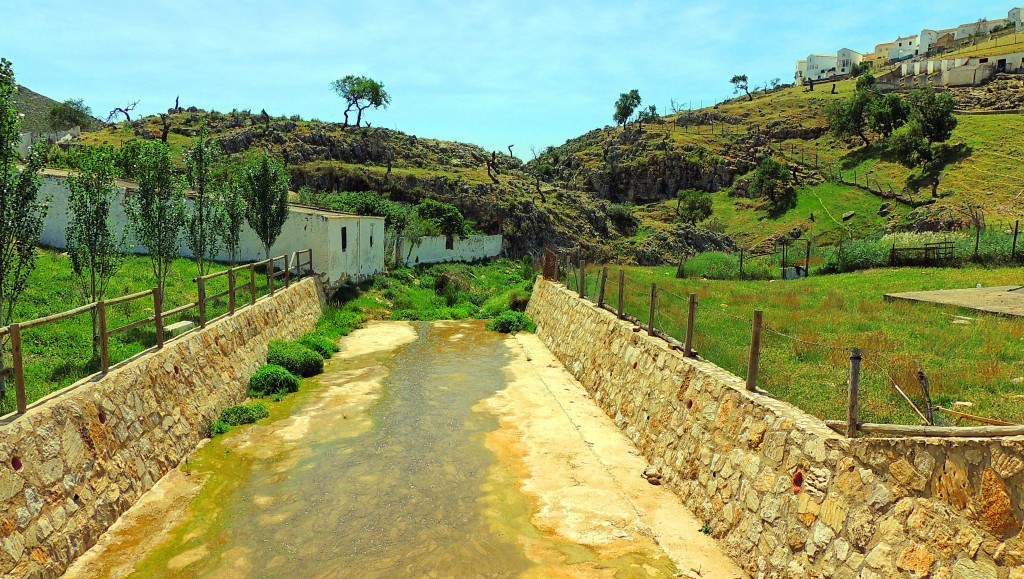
[897,543,936,576]
[975,469,1020,538]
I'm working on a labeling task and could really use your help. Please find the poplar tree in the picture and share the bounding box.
[239,151,289,260]
[0,59,49,397]
[184,124,225,276]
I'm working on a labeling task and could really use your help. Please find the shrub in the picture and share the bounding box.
[249,364,300,396]
[219,402,270,426]
[485,311,537,334]
[210,420,231,436]
[507,288,532,312]
[296,334,340,359]
[267,340,324,377]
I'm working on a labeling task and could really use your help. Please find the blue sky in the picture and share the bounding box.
[3,1,1016,155]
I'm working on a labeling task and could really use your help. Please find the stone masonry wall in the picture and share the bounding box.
[0,278,325,578]
[527,279,1024,578]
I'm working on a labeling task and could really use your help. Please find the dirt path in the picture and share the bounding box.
[482,333,746,578]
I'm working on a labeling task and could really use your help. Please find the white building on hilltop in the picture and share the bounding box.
[795,59,808,84]
[1009,7,1024,30]
[837,48,864,75]
[806,54,838,81]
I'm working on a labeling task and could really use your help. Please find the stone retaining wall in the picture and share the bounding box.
[527,279,1024,578]
[0,278,325,578]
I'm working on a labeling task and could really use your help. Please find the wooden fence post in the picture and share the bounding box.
[685,293,697,357]
[228,269,236,315]
[847,348,862,437]
[598,267,608,308]
[98,301,109,373]
[267,260,275,296]
[648,283,657,335]
[617,270,625,319]
[249,263,257,305]
[153,288,164,349]
[11,324,26,414]
[578,259,585,299]
[197,277,207,328]
[746,310,763,391]
[916,364,935,426]
[284,254,291,288]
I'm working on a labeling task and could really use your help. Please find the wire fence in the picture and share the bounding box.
[554,257,1024,438]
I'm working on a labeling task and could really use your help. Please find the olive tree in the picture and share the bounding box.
[239,151,290,260]
[676,189,713,225]
[331,75,391,127]
[48,98,95,131]
[65,146,128,356]
[730,74,752,101]
[613,89,641,127]
[0,59,49,397]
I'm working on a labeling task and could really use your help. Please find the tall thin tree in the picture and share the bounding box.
[239,151,290,260]
[66,146,128,357]
[0,59,49,398]
[184,124,225,276]
[122,141,186,296]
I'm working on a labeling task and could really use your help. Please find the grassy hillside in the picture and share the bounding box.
[12,84,60,133]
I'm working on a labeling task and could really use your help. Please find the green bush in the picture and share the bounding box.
[485,311,537,334]
[296,334,340,359]
[249,364,300,396]
[210,420,231,436]
[267,340,324,377]
[219,402,270,426]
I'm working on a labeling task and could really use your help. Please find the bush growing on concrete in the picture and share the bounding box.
[296,334,340,359]
[219,402,270,426]
[249,364,300,396]
[485,311,537,334]
[210,420,231,436]
[267,340,324,377]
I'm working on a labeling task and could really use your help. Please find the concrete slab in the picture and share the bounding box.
[884,286,1024,317]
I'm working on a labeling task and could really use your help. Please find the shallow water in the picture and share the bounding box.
[118,321,676,578]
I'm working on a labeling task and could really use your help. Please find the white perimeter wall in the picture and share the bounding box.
[397,234,503,266]
[36,177,385,285]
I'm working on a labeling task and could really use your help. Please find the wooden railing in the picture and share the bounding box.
[0,249,314,415]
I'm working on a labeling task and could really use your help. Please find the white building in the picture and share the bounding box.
[919,28,956,54]
[836,48,864,75]
[794,59,808,84]
[953,19,1009,40]
[888,35,920,61]
[1009,7,1024,30]
[36,173,385,286]
[396,235,503,267]
[806,54,838,81]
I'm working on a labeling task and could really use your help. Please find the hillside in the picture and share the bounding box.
[12,84,60,133]
[70,77,1024,261]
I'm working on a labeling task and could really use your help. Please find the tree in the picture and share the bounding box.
[65,146,127,357]
[48,98,94,131]
[331,75,391,127]
[825,85,875,147]
[1,59,49,397]
[676,189,713,225]
[219,173,247,264]
[415,198,468,239]
[613,89,641,126]
[239,151,290,259]
[730,74,752,101]
[907,87,958,145]
[749,157,795,211]
[184,125,225,276]
[888,87,959,197]
[122,140,186,296]
[867,93,909,138]
[770,78,781,91]
[106,100,139,123]
[636,104,659,132]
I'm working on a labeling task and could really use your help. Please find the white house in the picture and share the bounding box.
[888,35,921,61]
[919,28,956,54]
[806,54,838,81]
[36,172,386,286]
[836,48,864,75]
[1009,7,1024,30]
[794,59,808,84]
[953,19,1009,40]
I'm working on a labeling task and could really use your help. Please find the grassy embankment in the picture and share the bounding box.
[1,252,534,415]
[574,264,1024,426]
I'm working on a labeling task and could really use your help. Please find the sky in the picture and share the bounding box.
[3,1,1017,155]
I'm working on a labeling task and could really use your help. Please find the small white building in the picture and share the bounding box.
[953,19,1009,40]
[919,28,955,54]
[806,54,838,81]
[836,48,864,75]
[888,35,920,61]
[36,173,385,286]
[794,59,808,84]
[1009,8,1024,30]
[396,234,503,267]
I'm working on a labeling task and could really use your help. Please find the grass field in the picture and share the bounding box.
[0,250,292,416]
[572,263,1024,426]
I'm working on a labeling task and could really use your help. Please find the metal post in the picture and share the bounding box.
[11,324,26,414]
[197,277,207,328]
[578,259,585,299]
[228,269,236,315]
[153,288,164,349]
[685,294,697,357]
[847,348,862,437]
[648,283,657,335]
[98,301,109,373]
[617,270,625,319]
[746,310,763,392]
[598,267,608,308]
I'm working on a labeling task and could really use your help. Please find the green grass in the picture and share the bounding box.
[0,249,290,415]
[575,264,1024,426]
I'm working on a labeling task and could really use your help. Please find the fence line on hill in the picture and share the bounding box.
[545,252,1024,438]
